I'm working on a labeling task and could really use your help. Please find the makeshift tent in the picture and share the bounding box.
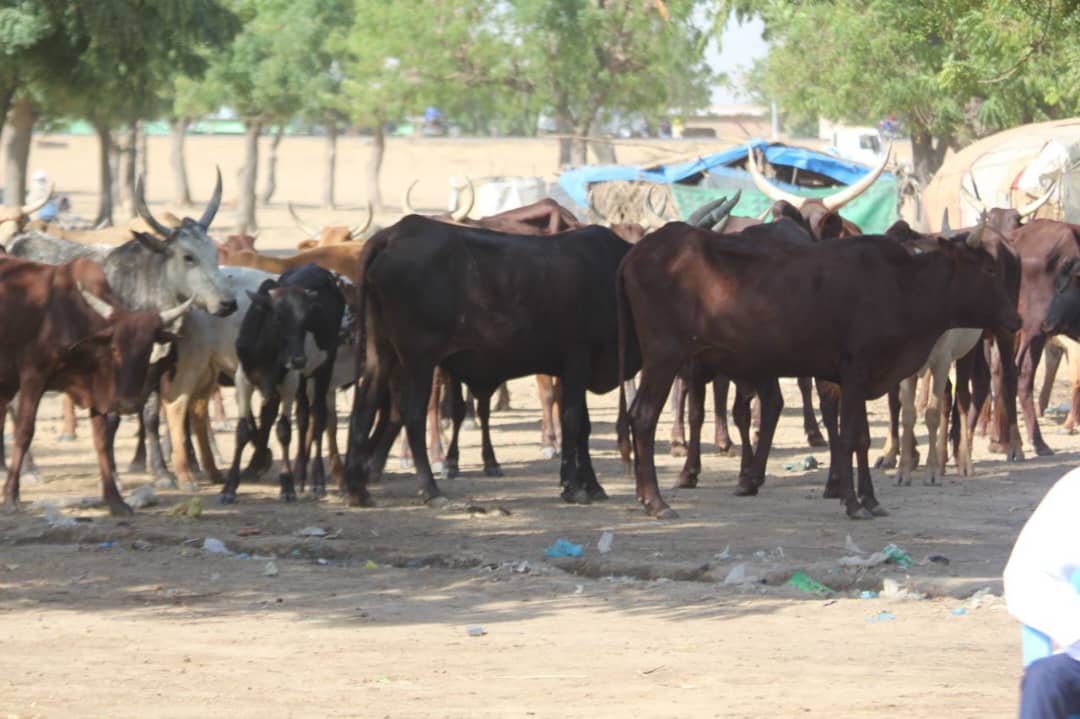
[923,118,1080,230]
[556,139,899,233]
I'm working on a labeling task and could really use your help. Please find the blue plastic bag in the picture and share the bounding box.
[544,538,584,558]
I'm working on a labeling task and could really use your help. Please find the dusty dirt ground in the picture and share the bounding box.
[0,133,1058,718]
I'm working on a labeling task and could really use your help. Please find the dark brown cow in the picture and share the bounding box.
[617,221,1020,519]
[0,256,191,515]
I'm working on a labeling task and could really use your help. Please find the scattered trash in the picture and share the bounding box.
[880,578,926,601]
[927,554,950,566]
[513,561,531,574]
[132,539,151,551]
[967,587,996,610]
[1047,401,1071,417]
[202,537,231,555]
[167,497,203,519]
[237,527,263,537]
[235,552,250,560]
[42,504,78,528]
[838,551,889,568]
[860,590,879,599]
[950,607,967,615]
[364,560,378,569]
[96,541,115,549]
[297,526,327,537]
[597,531,614,554]
[882,543,913,569]
[714,545,733,560]
[128,484,158,509]
[4,564,20,572]
[783,463,796,471]
[802,456,819,470]
[544,539,583,558]
[866,610,896,623]
[787,571,834,596]
[845,535,865,555]
[574,584,584,595]
[466,625,487,637]
[724,563,759,585]
[316,558,329,566]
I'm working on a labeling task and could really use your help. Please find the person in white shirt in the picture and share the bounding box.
[1004,466,1080,719]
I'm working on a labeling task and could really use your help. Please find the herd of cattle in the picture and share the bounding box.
[2,149,1080,522]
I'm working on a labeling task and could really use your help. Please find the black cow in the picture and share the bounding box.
[343,215,638,508]
[221,263,345,503]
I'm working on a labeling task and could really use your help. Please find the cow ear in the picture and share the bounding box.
[132,231,168,255]
[61,329,115,363]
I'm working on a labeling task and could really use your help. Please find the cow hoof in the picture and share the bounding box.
[108,500,134,517]
[733,482,758,497]
[670,441,687,458]
[444,464,459,480]
[1035,443,1054,457]
[280,492,297,503]
[426,494,449,508]
[560,486,591,505]
[862,500,889,517]
[806,431,828,448]
[212,421,233,432]
[56,433,76,443]
[312,486,327,500]
[541,446,557,460]
[22,471,43,486]
[846,505,875,520]
[714,440,734,455]
[345,491,375,508]
[987,441,1008,455]
[1007,447,1024,462]
[207,471,225,485]
[586,483,609,501]
[1,500,19,515]
[874,455,897,470]
[466,419,479,431]
[181,481,199,493]
[484,464,503,477]
[676,473,699,489]
[219,492,237,505]
[894,475,912,487]
[643,499,677,519]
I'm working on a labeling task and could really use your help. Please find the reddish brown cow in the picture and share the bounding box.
[216,233,258,264]
[0,256,190,515]
[289,202,374,250]
[617,221,1020,519]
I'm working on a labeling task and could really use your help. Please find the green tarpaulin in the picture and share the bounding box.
[670,176,899,234]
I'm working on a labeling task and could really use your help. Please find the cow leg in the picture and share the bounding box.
[0,400,6,473]
[994,330,1023,460]
[276,374,299,502]
[162,393,201,492]
[669,375,688,457]
[211,386,232,431]
[190,396,222,484]
[443,376,465,479]
[493,382,511,412]
[426,368,445,475]
[627,360,678,518]
[677,362,707,488]
[731,385,755,493]
[1018,334,1053,456]
[558,355,593,504]
[294,378,311,494]
[325,387,345,491]
[463,386,478,430]
[925,368,950,485]
[577,402,606,500]
[128,412,147,473]
[875,385,901,469]
[58,394,77,441]
[221,369,258,504]
[799,376,826,447]
[344,375,385,506]
[141,391,175,487]
[240,397,276,481]
[817,380,844,499]
[853,400,885,516]
[741,379,782,493]
[838,384,876,519]
[954,349,975,477]
[87,409,131,516]
[711,376,734,455]
[399,365,443,505]
[3,401,40,486]
[537,374,559,459]
[308,370,333,499]
[1038,339,1064,416]
[896,376,917,486]
[2,383,44,511]
[476,390,503,477]
[183,413,201,475]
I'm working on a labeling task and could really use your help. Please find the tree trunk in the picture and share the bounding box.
[2,97,34,207]
[571,121,590,166]
[589,128,616,164]
[237,120,261,233]
[911,128,949,184]
[169,118,193,206]
[367,122,385,211]
[118,122,138,220]
[323,121,338,209]
[260,124,285,206]
[93,121,114,226]
[0,83,16,159]
[556,108,574,168]
[137,122,148,191]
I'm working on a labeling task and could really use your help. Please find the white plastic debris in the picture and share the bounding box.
[967,587,996,610]
[845,534,865,555]
[838,551,889,568]
[41,504,77,528]
[296,526,328,537]
[880,578,927,601]
[202,537,232,555]
[263,561,279,577]
[597,531,614,554]
[128,484,158,509]
[466,625,487,637]
[723,563,757,585]
[714,545,733,561]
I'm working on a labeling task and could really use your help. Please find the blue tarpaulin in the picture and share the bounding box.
[556,138,891,207]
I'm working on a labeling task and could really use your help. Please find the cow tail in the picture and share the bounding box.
[358,240,384,379]
[615,260,633,473]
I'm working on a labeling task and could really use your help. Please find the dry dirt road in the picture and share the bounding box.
[2,373,1076,718]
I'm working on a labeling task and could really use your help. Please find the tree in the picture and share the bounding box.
[725,0,1080,180]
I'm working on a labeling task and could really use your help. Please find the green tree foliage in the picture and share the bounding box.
[725,0,1080,179]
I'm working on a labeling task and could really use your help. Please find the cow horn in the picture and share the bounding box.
[757,205,773,221]
[450,178,474,221]
[588,188,608,222]
[134,176,174,240]
[688,196,729,227]
[198,166,223,229]
[960,183,987,214]
[941,209,954,238]
[21,181,54,215]
[746,146,806,210]
[159,295,196,325]
[78,284,115,321]
[708,191,741,232]
[966,214,987,248]
[350,202,374,239]
[288,202,319,238]
[821,142,892,211]
[92,217,110,230]
[646,184,670,221]
[402,180,419,214]
[1018,180,1057,219]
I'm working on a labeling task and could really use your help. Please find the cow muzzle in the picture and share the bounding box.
[214,298,238,317]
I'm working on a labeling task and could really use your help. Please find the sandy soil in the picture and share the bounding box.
[0,133,1056,719]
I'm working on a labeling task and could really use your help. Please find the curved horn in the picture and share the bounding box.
[941,209,954,238]
[350,202,374,239]
[450,178,474,222]
[134,176,174,239]
[821,141,893,211]
[1018,180,1057,219]
[757,205,773,221]
[198,166,223,229]
[78,284,115,321]
[966,214,987,248]
[402,180,419,214]
[159,295,196,325]
[746,146,806,209]
[588,188,608,222]
[647,184,670,220]
[288,202,319,238]
[704,190,741,229]
[960,183,987,214]
[21,181,55,215]
[688,196,729,227]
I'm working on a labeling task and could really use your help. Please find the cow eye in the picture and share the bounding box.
[184,254,195,264]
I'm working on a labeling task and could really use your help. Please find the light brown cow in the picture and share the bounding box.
[289,202,374,251]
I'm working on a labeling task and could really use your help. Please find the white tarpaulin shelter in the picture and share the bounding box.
[923,118,1080,230]
[448,176,547,217]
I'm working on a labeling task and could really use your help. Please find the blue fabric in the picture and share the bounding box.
[1020,653,1080,719]
[556,139,892,207]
